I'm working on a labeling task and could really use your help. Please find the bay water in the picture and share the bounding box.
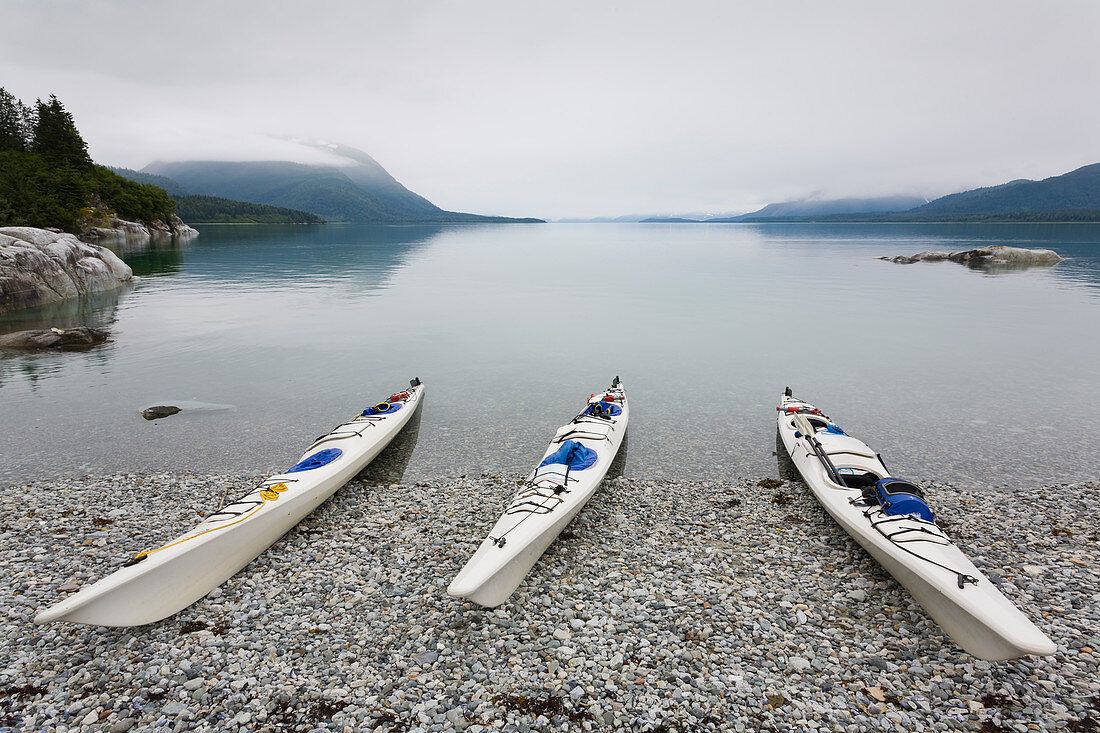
[1,222,1097,489]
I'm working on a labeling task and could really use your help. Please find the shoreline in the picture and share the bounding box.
[3,472,1097,731]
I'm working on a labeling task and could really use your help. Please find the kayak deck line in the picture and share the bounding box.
[302,410,398,453]
[490,466,580,546]
[862,509,978,589]
[776,388,1056,661]
[33,378,425,627]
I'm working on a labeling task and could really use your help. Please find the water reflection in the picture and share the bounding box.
[774,428,800,483]
[355,404,423,486]
[178,224,445,288]
[122,241,186,278]
[0,284,130,335]
[0,285,128,391]
[607,430,629,480]
[965,259,1060,274]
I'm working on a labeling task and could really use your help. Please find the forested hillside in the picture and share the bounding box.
[174,195,326,224]
[0,88,175,230]
[111,167,325,224]
[908,163,1100,218]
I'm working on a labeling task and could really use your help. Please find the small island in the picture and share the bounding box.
[876,244,1063,268]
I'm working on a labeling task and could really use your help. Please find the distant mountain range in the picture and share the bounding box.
[142,143,542,224]
[711,195,928,221]
[905,163,1100,219]
[639,163,1100,223]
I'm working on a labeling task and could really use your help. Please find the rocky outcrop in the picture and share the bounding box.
[0,326,109,350]
[82,215,198,243]
[877,245,1063,266]
[0,227,133,314]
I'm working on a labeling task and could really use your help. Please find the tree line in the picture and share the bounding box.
[0,88,176,230]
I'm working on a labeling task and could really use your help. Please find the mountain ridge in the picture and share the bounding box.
[144,148,542,224]
[637,163,1100,223]
[907,163,1100,218]
[110,167,324,224]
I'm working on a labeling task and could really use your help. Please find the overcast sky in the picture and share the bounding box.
[3,1,1099,218]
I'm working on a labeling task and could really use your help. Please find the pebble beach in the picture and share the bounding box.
[2,472,1098,732]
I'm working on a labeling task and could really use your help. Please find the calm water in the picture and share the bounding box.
[1,222,1098,489]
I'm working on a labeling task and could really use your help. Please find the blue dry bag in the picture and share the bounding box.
[875,478,934,522]
[583,402,622,417]
[539,439,598,471]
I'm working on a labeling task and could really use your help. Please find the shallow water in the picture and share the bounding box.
[1,222,1098,489]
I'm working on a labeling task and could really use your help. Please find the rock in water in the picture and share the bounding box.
[142,406,182,420]
[955,244,1062,265]
[83,215,198,243]
[876,251,951,264]
[876,245,1062,267]
[0,227,133,314]
[0,326,110,350]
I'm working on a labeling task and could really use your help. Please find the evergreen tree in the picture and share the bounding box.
[0,87,26,152]
[30,94,90,167]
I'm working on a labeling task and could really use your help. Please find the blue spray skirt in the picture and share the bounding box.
[287,448,343,473]
[539,439,598,471]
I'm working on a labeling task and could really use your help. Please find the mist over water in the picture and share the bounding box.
[1,222,1097,489]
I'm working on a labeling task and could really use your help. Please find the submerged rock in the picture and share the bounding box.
[0,227,133,314]
[142,405,182,420]
[877,251,951,264]
[877,245,1062,267]
[0,326,109,350]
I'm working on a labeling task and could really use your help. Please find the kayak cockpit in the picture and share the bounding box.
[835,467,881,489]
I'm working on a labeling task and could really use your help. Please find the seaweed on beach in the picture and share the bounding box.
[368,709,410,731]
[758,478,784,489]
[268,697,351,731]
[1,683,47,724]
[495,692,589,722]
[981,692,1017,709]
[771,493,792,506]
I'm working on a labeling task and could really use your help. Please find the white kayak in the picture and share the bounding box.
[776,388,1055,661]
[448,377,628,607]
[35,378,425,627]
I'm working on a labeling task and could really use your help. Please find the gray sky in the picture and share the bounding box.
[3,1,1099,218]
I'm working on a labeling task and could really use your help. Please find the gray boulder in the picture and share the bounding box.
[877,245,1062,267]
[0,227,133,314]
[0,326,109,350]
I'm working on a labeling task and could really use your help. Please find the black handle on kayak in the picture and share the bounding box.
[807,432,845,486]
